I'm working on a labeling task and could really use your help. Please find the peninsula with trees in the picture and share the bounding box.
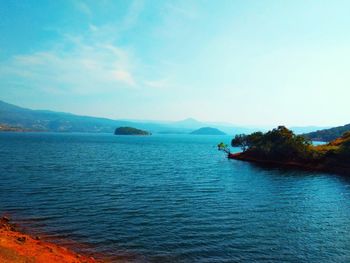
[219,126,350,174]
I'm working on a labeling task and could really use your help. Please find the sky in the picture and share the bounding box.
[0,0,350,127]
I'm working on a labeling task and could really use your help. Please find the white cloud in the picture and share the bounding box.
[1,37,137,95]
[0,0,151,96]
[113,70,135,86]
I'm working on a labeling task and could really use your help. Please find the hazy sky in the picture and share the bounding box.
[1,0,350,126]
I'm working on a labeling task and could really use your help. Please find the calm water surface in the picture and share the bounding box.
[1,133,350,262]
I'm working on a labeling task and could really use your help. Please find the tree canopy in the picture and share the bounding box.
[231,126,350,164]
[232,126,311,161]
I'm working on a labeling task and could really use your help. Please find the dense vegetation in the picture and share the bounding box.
[231,126,350,172]
[114,127,150,135]
[232,126,311,160]
[304,123,350,142]
[190,127,226,135]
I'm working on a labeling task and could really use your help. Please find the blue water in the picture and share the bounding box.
[1,133,350,262]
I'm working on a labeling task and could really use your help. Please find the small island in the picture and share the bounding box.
[220,126,350,174]
[191,127,226,135]
[114,126,151,136]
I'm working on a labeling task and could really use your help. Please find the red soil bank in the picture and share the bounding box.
[0,216,102,263]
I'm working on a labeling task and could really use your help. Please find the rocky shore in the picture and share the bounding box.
[0,216,101,263]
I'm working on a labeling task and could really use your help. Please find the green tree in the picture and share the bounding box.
[231,134,248,151]
[232,126,311,160]
[217,142,230,154]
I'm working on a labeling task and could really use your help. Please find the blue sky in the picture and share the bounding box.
[1,0,350,126]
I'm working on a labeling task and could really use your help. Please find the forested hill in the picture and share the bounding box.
[0,100,256,134]
[304,123,350,142]
[0,100,165,133]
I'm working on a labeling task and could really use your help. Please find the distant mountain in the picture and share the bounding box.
[1,99,328,135]
[162,118,257,134]
[0,100,254,134]
[0,100,167,133]
[172,118,205,129]
[190,127,226,135]
[114,127,150,136]
[290,126,330,135]
[304,124,350,142]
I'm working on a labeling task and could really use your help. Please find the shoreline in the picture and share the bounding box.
[228,152,350,175]
[0,216,102,263]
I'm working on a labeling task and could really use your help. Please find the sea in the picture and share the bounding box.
[1,132,350,262]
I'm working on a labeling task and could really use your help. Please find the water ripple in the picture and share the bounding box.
[1,133,350,262]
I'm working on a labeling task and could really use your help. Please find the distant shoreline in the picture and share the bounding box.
[0,125,38,133]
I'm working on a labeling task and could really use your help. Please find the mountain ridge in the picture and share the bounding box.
[0,100,242,134]
[191,127,226,135]
[0,100,332,135]
[304,123,350,142]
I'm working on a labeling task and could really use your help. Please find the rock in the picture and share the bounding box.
[17,236,26,243]
[2,216,10,222]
